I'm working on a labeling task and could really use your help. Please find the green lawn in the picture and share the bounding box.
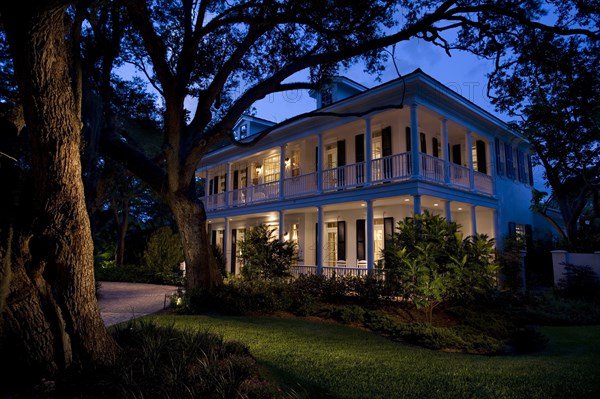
[145,314,600,399]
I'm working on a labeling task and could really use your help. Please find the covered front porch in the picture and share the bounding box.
[207,194,497,277]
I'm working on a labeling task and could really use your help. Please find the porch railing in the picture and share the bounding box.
[284,172,318,197]
[204,152,496,210]
[474,171,493,194]
[322,162,365,191]
[419,153,445,183]
[371,152,410,183]
[450,163,470,188]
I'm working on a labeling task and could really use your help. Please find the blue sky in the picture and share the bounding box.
[251,37,502,123]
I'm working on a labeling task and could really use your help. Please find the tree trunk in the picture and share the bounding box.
[112,198,129,267]
[0,2,117,383]
[168,190,222,289]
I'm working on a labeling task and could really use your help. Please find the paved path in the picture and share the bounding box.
[97,281,179,326]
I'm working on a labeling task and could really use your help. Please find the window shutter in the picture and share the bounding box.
[337,221,346,261]
[405,127,411,151]
[527,154,534,186]
[505,144,514,179]
[233,170,239,190]
[231,229,237,274]
[356,219,365,261]
[508,222,516,237]
[476,140,487,174]
[355,134,365,162]
[494,138,503,176]
[382,126,392,157]
[384,217,394,251]
[432,137,439,158]
[452,144,462,165]
[420,132,427,154]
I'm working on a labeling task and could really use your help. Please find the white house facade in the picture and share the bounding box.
[198,69,535,277]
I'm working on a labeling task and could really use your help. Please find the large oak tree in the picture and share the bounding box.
[0,0,117,385]
[0,0,597,384]
[102,0,596,289]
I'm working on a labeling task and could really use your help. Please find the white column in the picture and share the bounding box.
[365,117,373,185]
[366,200,374,272]
[445,200,452,222]
[279,145,285,200]
[466,130,474,189]
[223,218,230,273]
[413,195,421,215]
[317,206,324,273]
[410,104,420,178]
[317,133,323,193]
[470,205,477,236]
[441,119,450,184]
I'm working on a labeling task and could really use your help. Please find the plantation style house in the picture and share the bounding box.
[197,69,536,277]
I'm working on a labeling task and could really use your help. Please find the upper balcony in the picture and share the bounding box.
[202,152,493,212]
[201,104,500,213]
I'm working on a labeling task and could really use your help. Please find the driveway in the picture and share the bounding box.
[97,281,179,326]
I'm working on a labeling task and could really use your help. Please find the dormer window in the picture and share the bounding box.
[321,87,333,106]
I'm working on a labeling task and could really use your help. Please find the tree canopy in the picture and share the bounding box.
[488,20,600,244]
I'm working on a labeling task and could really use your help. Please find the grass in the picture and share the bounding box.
[144,314,600,399]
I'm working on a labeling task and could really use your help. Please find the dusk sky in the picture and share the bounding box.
[251,37,502,123]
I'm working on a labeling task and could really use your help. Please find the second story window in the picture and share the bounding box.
[321,87,333,107]
[263,155,280,183]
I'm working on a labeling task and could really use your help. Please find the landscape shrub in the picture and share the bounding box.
[556,263,600,303]
[521,294,600,325]
[51,321,289,398]
[142,226,184,282]
[239,224,298,280]
[383,212,499,322]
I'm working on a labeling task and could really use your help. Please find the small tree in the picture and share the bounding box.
[383,212,499,322]
[142,226,184,281]
[238,225,298,280]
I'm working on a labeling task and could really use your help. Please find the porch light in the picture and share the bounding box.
[433,203,439,207]
[404,198,410,202]
[256,164,262,174]
[458,207,463,211]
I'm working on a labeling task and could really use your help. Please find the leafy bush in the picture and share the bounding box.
[521,294,600,325]
[50,321,290,398]
[239,224,298,280]
[142,226,184,280]
[182,277,293,315]
[556,263,600,303]
[383,212,499,321]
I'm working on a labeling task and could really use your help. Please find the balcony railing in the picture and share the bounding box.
[371,152,410,183]
[204,152,495,211]
[450,163,470,188]
[474,171,493,194]
[284,172,318,197]
[228,181,279,207]
[419,153,445,183]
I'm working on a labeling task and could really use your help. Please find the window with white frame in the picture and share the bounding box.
[263,155,280,183]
